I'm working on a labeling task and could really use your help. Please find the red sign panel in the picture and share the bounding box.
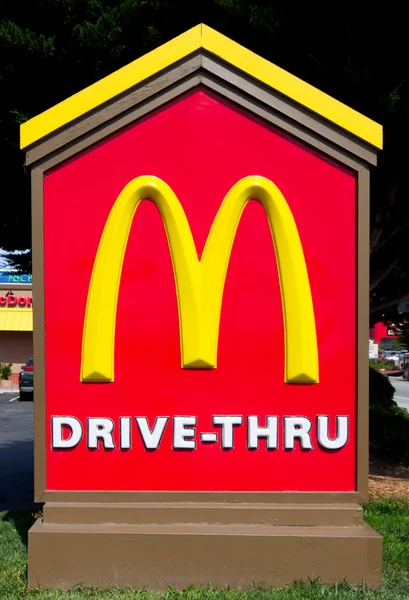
[44,89,356,492]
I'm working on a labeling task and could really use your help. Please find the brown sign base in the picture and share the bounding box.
[28,502,382,590]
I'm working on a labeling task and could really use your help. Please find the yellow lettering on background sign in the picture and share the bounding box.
[81,176,319,384]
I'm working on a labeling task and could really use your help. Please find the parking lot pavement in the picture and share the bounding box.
[0,391,36,511]
[389,377,409,411]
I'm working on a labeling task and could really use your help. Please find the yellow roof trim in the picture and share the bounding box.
[0,308,33,332]
[20,24,382,150]
[202,26,382,150]
[20,25,202,149]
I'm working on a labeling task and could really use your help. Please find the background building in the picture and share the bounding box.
[0,275,33,387]
[369,322,400,350]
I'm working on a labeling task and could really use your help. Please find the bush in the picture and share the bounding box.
[370,358,396,372]
[369,366,396,408]
[369,367,409,464]
[0,363,12,380]
[370,404,409,464]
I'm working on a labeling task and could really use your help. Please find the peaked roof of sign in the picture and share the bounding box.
[20,24,382,150]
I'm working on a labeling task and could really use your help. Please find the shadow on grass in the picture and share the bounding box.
[0,432,36,512]
[3,508,39,548]
[0,433,43,548]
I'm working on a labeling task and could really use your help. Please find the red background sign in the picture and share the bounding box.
[44,89,356,491]
[0,296,32,307]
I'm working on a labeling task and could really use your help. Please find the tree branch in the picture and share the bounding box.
[371,215,409,254]
[370,252,400,291]
[370,178,399,252]
[370,292,409,316]
[370,227,383,252]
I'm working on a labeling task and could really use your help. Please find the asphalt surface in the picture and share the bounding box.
[0,391,36,511]
[389,376,409,411]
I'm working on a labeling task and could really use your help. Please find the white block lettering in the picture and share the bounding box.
[120,417,132,450]
[51,414,351,453]
[87,418,115,449]
[173,416,196,449]
[284,417,313,450]
[200,432,218,443]
[52,416,82,449]
[135,417,168,450]
[317,416,348,450]
[213,415,243,449]
[247,416,278,449]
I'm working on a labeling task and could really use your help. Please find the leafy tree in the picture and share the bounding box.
[0,1,408,313]
[0,247,30,272]
[399,321,409,350]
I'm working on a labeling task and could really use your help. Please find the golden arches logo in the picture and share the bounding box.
[81,175,319,384]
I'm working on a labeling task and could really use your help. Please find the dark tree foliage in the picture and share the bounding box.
[1,1,408,316]
[399,321,409,350]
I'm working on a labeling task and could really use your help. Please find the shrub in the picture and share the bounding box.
[369,358,397,372]
[369,366,396,408]
[0,363,12,380]
[370,404,409,464]
[369,367,409,464]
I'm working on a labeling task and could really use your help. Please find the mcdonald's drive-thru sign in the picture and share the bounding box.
[22,25,383,590]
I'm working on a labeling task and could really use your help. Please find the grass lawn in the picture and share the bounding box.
[1,499,409,599]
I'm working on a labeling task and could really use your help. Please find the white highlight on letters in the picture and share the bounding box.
[52,417,82,449]
[87,418,115,449]
[248,416,278,449]
[120,417,131,450]
[284,417,313,449]
[317,416,348,450]
[135,417,168,450]
[213,416,242,448]
[173,416,197,449]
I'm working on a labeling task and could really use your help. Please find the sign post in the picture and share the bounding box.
[22,24,383,589]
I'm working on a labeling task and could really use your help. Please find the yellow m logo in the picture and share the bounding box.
[81,175,318,384]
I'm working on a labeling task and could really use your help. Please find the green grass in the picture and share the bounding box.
[1,499,409,599]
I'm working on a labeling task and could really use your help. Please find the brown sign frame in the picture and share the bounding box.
[30,51,373,505]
